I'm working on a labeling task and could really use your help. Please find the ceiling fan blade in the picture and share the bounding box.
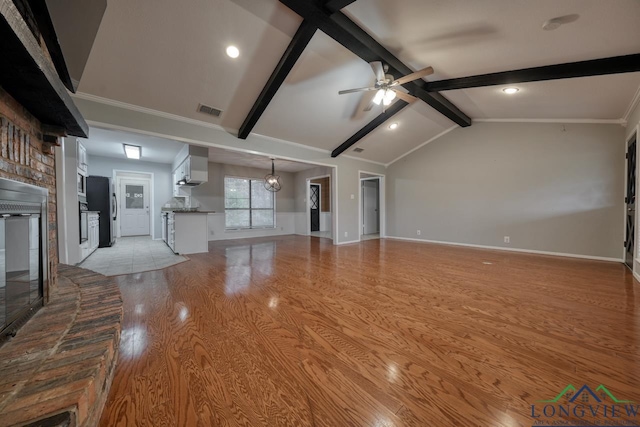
[370,61,385,82]
[338,87,376,95]
[393,90,418,103]
[392,66,434,86]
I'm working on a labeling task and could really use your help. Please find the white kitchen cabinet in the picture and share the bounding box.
[164,212,208,254]
[77,141,88,174]
[88,212,100,253]
[79,212,100,262]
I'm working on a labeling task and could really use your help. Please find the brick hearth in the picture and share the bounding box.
[0,266,122,427]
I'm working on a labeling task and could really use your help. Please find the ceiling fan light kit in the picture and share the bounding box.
[338,61,431,112]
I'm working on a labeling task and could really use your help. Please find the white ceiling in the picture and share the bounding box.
[77,0,640,165]
[80,127,185,164]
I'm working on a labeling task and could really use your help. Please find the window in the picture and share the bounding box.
[225,177,275,229]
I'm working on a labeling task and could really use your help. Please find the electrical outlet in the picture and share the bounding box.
[417,230,421,236]
[504,236,510,243]
[344,231,348,237]
[350,194,355,199]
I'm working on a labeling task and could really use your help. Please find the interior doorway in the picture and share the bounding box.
[359,171,385,241]
[307,175,332,240]
[626,133,637,269]
[115,171,153,238]
[310,183,320,232]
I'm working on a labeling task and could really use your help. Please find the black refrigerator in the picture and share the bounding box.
[86,176,117,247]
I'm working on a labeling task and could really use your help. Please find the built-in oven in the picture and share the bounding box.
[79,198,88,244]
[77,172,86,197]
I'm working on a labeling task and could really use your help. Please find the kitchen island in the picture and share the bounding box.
[161,210,212,254]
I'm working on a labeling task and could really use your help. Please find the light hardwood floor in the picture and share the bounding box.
[100,236,640,426]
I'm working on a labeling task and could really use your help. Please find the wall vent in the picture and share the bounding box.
[197,104,222,117]
[353,147,364,153]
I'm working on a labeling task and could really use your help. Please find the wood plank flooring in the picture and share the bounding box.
[99,236,640,426]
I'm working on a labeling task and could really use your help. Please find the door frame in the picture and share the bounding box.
[626,126,640,270]
[309,183,321,232]
[113,170,154,239]
[358,170,386,241]
[306,174,332,239]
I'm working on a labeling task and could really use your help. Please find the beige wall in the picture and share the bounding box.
[386,122,625,260]
[190,162,295,213]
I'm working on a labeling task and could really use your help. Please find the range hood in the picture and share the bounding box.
[175,150,208,186]
[176,177,204,187]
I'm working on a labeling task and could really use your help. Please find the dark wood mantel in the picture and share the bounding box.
[0,0,88,138]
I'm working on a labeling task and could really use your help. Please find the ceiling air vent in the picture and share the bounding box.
[197,104,222,117]
[353,147,364,153]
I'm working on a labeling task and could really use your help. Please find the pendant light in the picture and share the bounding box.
[264,159,281,192]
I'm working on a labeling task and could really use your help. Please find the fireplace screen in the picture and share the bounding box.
[0,178,48,344]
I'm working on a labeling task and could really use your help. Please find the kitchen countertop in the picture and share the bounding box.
[162,210,215,214]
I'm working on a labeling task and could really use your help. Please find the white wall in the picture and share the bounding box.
[73,96,386,244]
[87,155,172,239]
[55,137,81,264]
[386,122,625,260]
[189,162,296,241]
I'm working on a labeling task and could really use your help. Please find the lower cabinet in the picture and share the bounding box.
[88,213,100,253]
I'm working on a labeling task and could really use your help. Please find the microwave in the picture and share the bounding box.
[77,172,86,196]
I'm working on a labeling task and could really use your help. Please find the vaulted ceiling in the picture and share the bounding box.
[77,0,640,165]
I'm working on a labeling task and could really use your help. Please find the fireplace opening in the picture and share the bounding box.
[0,178,48,345]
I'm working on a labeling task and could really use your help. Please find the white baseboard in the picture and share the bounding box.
[336,239,361,246]
[385,236,624,263]
[633,269,640,283]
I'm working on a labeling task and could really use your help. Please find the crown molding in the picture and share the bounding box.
[473,118,625,125]
[72,92,234,132]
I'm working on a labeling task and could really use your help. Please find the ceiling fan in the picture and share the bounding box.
[338,61,434,113]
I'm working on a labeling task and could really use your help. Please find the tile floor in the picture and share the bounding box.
[79,236,188,276]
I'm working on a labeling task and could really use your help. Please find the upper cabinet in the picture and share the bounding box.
[174,150,208,187]
[77,141,88,175]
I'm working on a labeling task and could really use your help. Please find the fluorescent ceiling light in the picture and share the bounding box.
[123,144,141,159]
[226,45,240,58]
[502,87,519,94]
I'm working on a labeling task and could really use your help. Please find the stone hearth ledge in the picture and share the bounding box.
[0,265,123,426]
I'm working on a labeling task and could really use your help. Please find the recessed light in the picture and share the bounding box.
[388,123,399,130]
[226,45,240,58]
[502,87,519,94]
[123,144,141,159]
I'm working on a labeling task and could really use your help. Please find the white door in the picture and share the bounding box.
[120,179,150,236]
[362,180,379,235]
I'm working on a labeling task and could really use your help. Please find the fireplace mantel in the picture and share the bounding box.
[0,0,88,138]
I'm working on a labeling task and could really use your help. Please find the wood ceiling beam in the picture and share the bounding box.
[237,20,317,139]
[279,0,471,129]
[324,0,357,14]
[331,100,408,158]
[425,53,640,92]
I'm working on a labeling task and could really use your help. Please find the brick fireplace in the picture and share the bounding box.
[0,86,58,300]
